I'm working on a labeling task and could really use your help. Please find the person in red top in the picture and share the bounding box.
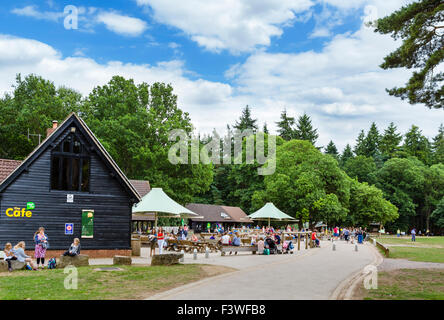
[157,227,165,255]
[311,230,320,247]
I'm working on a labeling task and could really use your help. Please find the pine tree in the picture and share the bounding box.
[262,122,269,134]
[354,130,366,156]
[276,109,296,141]
[340,144,354,167]
[432,123,444,164]
[380,122,402,158]
[325,140,339,160]
[294,113,318,145]
[364,122,381,158]
[234,105,258,132]
[403,125,432,164]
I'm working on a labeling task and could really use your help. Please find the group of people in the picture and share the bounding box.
[2,227,81,272]
[332,226,366,244]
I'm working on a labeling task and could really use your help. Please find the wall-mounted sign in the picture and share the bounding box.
[26,202,35,210]
[65,223,74,235]
[67,194,74,203]
[5,207,33,218]
[81,210,94,238]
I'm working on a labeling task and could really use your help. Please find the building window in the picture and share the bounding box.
[81,210,94,238]
[51,132,90,192]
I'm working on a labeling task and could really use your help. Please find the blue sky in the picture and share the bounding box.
[0,0,442,150]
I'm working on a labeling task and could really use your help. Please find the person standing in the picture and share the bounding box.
[411,228,416,242]
[157,227,165,255]
[34,227,48,269]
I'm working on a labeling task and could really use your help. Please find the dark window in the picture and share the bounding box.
[51,131,90,192]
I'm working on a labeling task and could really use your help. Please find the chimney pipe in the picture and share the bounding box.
[47,120,59,137]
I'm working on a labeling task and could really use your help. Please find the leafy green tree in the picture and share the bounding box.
[432,124,444,164]
[380,122,403,158]
[403,125,432,164]
[431,198,444,229]
[276,109,296,141]
[340,144,354,167]
[0,74,82,159]
[374,0,444,109]
[325,140,339,160]
[252,140,350,227]
[376,157,426,231]
[422,164,444,231]
[343,156,378,185]
[234,105,258,132]
[82,76,213,204]
[294,113,318,145]
[348,179,398,227]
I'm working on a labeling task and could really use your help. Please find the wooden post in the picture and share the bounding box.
[297,233,301,251]
[305,233,308,249]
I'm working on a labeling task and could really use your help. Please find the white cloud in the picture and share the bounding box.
[1,0,442,151]
[136,0,315,53]
[96,12,148,37]
[11,5,63,22]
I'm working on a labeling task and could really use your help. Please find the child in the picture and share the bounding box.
[63,238,81,256]
[4,243,17,272]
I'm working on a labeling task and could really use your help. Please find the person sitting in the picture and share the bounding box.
[257,237,265,254]
[63,238,81,256]
[311,230,320,247]
[12,242,37,270]
[4,243,17,272]
[190,233,199,242]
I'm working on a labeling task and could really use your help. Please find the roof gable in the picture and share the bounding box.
[0,113,141,202]
[186,203,251,223]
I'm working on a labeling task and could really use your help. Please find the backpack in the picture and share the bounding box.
[263,248,270,255]
[47,258,57,269]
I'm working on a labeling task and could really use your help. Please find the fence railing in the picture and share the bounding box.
[369,237,390,257]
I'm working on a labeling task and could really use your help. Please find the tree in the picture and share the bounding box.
[0,74,82,159]
[422,164,444,231]
[82,76,213,204]
[354,130,366,156]
[374,0,444,109]
[380,122,402,158]
[403,125,432,164]
[432,124,444,164]
[348,180,398,227]
[376,157,426,231]
[340,144,354,167]
[262,122,269,134]
[276,109,296,141]
[363,122,381,158]
[325,140,339,160]
[343,156,378,185]
[431,198,444,229]
[294,113,318,145]
[252,140,350,227]
[234,105,258,132]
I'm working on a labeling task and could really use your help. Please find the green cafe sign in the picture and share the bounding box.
[5,202,35,218]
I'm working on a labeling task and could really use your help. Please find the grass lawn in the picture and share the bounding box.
[376,236,444,263]
[0,264,233,300]
[356,268,444,300]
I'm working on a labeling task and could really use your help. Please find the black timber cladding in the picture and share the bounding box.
[0,113,140,250]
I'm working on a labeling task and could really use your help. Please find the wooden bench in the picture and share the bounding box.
[220,245,258,256]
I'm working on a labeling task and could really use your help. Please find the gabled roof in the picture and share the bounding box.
[129,180,151,197]
[0,159,22,183]
[0,113,141,202]
[186,203,251,223]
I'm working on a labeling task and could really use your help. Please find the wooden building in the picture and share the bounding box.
[185,203,252,232]
[0,113,141,257]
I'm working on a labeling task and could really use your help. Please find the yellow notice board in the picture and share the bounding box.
[81,209,94,238]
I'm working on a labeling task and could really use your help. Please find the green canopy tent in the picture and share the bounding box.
[132,188,200,229]
[248,202,297,228]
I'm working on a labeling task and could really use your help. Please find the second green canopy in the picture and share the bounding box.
[248,202,297,227]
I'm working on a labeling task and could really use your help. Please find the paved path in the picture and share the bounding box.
[146,241,376,300]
